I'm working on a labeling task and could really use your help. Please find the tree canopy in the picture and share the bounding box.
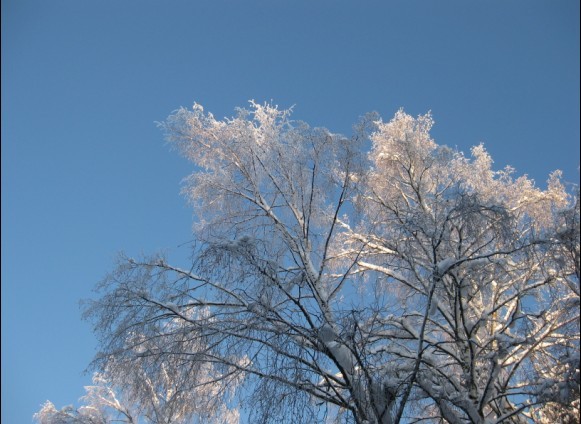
[37,102,579,424]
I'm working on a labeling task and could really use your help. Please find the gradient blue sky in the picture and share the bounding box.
[2,1,579,422]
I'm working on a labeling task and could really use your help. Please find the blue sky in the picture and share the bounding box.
[1,1,579,422]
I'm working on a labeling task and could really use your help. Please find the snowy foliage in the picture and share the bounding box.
[49,102,579,424]
[35,344,240,424]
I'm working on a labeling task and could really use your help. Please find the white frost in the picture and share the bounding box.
[436,258,456,276]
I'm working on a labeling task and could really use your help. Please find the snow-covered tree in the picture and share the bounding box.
[34,352,239,424]
[82,102,579,423]
[34,373,132,424]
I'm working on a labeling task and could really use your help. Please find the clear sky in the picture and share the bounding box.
[1,1,579,422]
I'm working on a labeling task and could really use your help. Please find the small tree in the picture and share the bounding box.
[35,345,240,424]
[34,373,131,424]
[81,102,579,423]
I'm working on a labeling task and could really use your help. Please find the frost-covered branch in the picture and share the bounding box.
[74,102,579,424]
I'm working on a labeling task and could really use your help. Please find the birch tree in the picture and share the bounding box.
[82,102,579,424]
[34,373,134,424]
[34,331,240,424]
[33,359,239,424]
